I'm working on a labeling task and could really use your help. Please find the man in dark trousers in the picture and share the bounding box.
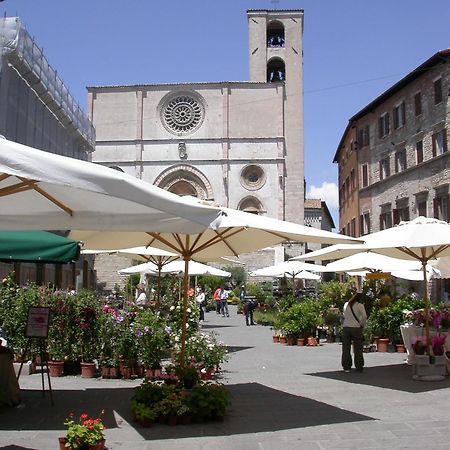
[243,297,256,326]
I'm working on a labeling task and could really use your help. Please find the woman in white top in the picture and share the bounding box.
[196,287,206,322]
[341,292,367,373]
[136,285,147,307]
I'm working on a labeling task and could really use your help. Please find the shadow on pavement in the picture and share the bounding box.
[307,363,450,393]
[0,446,37,450]
[225,346,253,354]
[0,383,373,439]
[201,324,235,329]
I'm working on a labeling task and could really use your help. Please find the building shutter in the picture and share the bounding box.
[433,198,439,218]
[443,130,448,153]
[393,208,400,225]
[401,102,406,125]
[432,134,437,157]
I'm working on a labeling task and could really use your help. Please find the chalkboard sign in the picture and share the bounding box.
[26,307,50,338]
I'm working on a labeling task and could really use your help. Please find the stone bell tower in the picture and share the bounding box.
[247,9,305,225]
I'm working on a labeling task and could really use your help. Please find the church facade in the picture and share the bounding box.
[88,10,305,279]
[89,9,304,223]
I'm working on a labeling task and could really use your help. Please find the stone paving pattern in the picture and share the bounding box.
[2,305,450,449]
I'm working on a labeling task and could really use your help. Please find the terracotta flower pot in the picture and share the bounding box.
[48,361,64,377]
[272,335,280,343]
[396,344,406,353]
[377,338,390,353]
[81,362,97,378]
[88,440,106,450]
[297,338,305,346]
[307,336,318,346]
[286,336,297,346]
[58,437,69,450]
[278,335,287,344]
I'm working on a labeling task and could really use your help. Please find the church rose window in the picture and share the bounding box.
[240,165,266,190]
[161,95,204,134]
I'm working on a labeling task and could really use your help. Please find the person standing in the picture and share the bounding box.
[341,292,367,373]
[220,286,230,317]
[243,297,256,326]
[213,287,222,314]
[135,284,147,307]
[196,286,206,323]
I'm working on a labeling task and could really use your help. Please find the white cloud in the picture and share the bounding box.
[307,182,339,208]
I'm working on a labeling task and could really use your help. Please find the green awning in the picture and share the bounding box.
[0,231,80,263]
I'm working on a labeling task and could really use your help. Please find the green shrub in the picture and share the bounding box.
[275,299,323,338]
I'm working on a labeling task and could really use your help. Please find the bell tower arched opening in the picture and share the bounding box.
[267,20,285,48]
[267,57,285,82]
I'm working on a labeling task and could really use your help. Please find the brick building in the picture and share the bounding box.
[334,48,450,297]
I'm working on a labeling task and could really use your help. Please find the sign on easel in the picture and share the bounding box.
[26,307,50,338]
[19,306,54,405]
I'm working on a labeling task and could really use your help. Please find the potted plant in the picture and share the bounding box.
[130,399,157,427]
[323,309,341,343]
[61,412,105,450]
[175,364,200,389]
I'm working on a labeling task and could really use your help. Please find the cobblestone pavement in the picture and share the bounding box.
[2,305,450,449]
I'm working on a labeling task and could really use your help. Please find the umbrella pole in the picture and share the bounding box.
[292,274,295,297]
[157,263,162,307]
[422,260,431,356]
[180,256,190,368]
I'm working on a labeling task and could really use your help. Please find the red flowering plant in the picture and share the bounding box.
[64,411,105,449]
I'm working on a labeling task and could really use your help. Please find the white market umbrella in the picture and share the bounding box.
[250,260,324,295]
[249,260,327,277]
[72,201,360,366]
[119,260,231,278]
[348,217,450,354]
[292,243,369,262]
[82,246,179,304]
[0,138,222,233]
[324,252,423,273]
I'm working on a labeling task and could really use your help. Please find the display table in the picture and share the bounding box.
[400,324,424,365]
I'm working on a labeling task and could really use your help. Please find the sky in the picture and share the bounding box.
[1,0,449,227]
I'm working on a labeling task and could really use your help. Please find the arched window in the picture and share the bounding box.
[267,20,285,48]
[237,196,264,214]
[153,165,214,200]
[267,57,286,82]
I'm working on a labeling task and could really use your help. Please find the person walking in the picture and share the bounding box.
[341,292,367,373]
[213,287,222,314]
[196,286,206,323]
[220,286,230,317]
[243,297,256,326]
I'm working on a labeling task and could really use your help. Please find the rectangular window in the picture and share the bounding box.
[395,149,407,173]
[358,125,370,148]
[434,78,443,105]
[414,92,422,116]
[362,164,368,187]
[379,210,392,230]
[360,211,371,235]
[432,129,448,157]
[350,218,356,237]
[345,176,350,199]
[378,113,390,138]
[417,200,427,217]
[350,169,356,190]
[380,157,390,180]
[416,140,424,164]
[393,102,406,129]
[394,204,410,223]
[434,195,449,221]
